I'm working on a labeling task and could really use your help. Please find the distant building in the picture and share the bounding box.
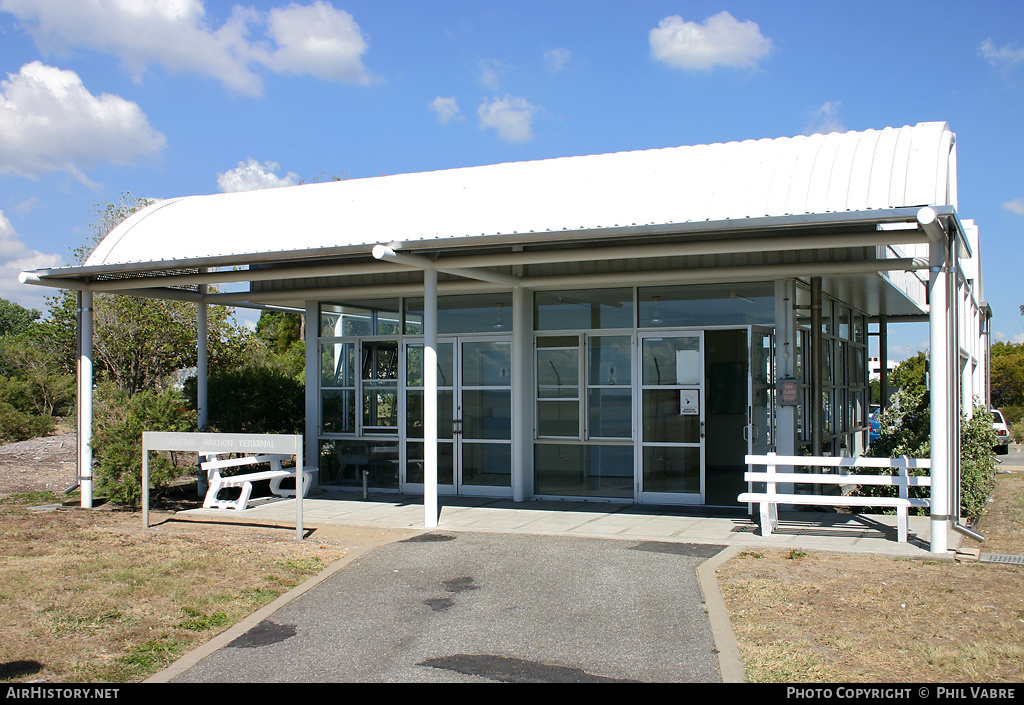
[869,357,898,380]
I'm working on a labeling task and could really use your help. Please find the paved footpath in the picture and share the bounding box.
[160,531,728,683]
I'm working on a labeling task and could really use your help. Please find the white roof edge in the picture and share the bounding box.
[77,122,958,269]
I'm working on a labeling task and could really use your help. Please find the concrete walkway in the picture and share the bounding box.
[149,493,957,683]
[179,490,949,558]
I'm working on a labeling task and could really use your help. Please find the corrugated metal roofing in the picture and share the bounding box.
[85,122,957,268]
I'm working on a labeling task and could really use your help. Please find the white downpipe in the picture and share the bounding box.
[925,209,950,554]
[424,268,439,529]
[79,291,94,509]
[197,286,208,432]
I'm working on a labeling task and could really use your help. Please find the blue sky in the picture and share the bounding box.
[1,0,1022,362]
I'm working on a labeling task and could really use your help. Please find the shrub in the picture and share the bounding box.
[864,386,997,522]
[92,386,196,506]
[0,401,55,442]
[184,366,303,435]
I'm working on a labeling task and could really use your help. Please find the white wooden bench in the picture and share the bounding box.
[740,453,931,543]
[202,454,311,511]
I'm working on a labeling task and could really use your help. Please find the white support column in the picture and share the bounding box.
[424,268,439,528]
[197,282,208,431]
[78,291,94,509]
[927,227,950,554]
[196,287,209,495]
[304,301,320,485]
[511,285,527,502]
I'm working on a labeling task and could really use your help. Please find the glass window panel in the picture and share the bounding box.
[320,341,355,387]
[537,400,580,438]
[638,283,774,327]
[643,446,700,494]
[589,336,631,386]
[405,390,454,438]
[363,386,398,430]
[642,390,701,443]
[588,389,632,439]
[405,441,454,486]
[321,301,399,336]
[838,305,850,340]
[362,341,398,381]
[461,443,511,487]
[643,337,701,386]
[537,348,579,399]
[534,444,633,498]
[461,390,511,439]
[405,294,513,334]
[534,288,633,330]
[321,390,355,434]
[406,342,454,387]
[318,440,399,488]
[462,341,511,387]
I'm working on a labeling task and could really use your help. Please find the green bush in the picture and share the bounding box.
[184,366,303,435]
[0,401,55,442]
[93,386,197,506]
[864,386,997,521]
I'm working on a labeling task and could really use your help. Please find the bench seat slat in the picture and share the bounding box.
[737,492,929,508]
[743,472,931,486]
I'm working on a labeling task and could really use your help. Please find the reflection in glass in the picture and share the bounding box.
[461,443,511,486]
[405,441,454,485]
[462,341,511,387]
[589,336,630,385]
[643,446,700,494]
[534,289,634,330]
[537,400,579,437]
[534,444,633,498]
[320,341,355,388]
[643,337,701,386]
[588,389,632,439]
[461,390,511,439]
[405,294,513,334]
[638,283,773,327]
[537,348,579,398]
[321,390,355,434]
[319,440,399,488]
[642,390,701,443]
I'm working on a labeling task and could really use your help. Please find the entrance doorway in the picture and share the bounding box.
[638,327,774,506]
[405,336,513,497]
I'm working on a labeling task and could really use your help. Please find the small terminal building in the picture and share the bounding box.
[22,121,989,553]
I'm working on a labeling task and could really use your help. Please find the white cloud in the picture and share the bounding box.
[477,59,503,91]
[258,2,374,84]
[1003,198,1024,216]
[980,39,1024,70]
[804,101,845,135]
[0,209,63,309]
[217,159,298,192]
[478,95,540,143]
[429,96,463,125]
[544,48,572,73]
[0,61,166,180]
[649,12,772,71]
[0,0,375,96]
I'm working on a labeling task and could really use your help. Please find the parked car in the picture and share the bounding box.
[869,407,881,445]
[992,409,1010,455]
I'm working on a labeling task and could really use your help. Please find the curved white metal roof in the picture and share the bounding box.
[85,121,957,268]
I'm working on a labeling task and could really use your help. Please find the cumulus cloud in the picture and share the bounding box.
[0,61,165,180]
[0,0,375,95]
[0,209,63,309]
[429,96,463,125]
[1004,198,1024,216]
[216,159,299,192]
[980,39,1024,70]
[544,48,573,73]
[478,95,540,143]
[649,12,772,70]
[804,101,845,135]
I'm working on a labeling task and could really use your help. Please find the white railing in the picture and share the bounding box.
[740,453,931,543]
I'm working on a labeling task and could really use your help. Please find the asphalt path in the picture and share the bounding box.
[168,532,727,683]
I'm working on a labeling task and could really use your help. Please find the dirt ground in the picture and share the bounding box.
[1,433,1022,683]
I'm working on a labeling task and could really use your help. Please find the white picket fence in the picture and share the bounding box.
[740,453,931,543]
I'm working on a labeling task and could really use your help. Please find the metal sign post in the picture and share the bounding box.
[142,432,305,541]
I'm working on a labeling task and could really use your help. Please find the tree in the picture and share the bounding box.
[0,298,40,338]
[990,342,1024,412]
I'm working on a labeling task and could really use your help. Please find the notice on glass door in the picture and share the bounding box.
[679,389,700,415]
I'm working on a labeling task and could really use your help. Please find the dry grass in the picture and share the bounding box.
[0,493,409,683]
[716,471,1024,683]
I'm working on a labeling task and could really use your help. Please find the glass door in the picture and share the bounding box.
[404,336,513,497]
[638,332,704,504]
[748,326,775,460]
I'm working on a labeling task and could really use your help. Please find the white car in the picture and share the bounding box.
[992,409,1010,455]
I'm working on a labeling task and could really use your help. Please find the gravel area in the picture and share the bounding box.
[0,432,79,498]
